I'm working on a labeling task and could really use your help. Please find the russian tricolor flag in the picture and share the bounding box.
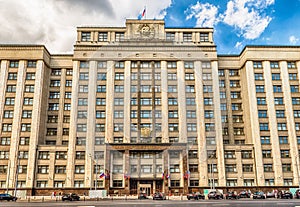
[99,172,105,178]
[142,8,146,17]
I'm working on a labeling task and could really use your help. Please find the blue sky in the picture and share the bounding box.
[0,0,299,54]
[163,0,300,54]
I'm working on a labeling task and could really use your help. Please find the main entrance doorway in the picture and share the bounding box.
[130,179,163,195]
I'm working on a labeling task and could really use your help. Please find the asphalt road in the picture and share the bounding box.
[1,199,300,207]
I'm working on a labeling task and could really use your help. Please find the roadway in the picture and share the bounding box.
[1,199,300,207]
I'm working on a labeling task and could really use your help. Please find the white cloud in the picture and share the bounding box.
[289,35,299,45]
[0,0,172,53]
[221,0,274,39]
[185,2,219,27]
[235,41,243,50]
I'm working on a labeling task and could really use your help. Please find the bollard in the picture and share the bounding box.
[84,196,85,201]
[28,197,30,202]
[42,196,44,202]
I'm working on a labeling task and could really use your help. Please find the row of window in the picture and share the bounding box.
[256,85,299,93]
[81,31,210,43]
[6,60,37,68]
[253,61,296,69]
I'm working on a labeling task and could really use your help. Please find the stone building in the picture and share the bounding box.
[0,19,300,195]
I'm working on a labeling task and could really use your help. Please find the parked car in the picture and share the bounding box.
[187,192,205,200]
[253,191,266,199]
[208,191,223,199]
[295,189,300,199]
[0,193,17,201]
[153,192,166,200]
[278,190,293,199]
[225,191,239,199]
[62,193,80,201]
[266,191,276,198]
[238,190,251,198]
[138,193,148,199]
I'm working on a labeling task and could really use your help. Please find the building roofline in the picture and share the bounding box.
[218,45,300,57]
[0,44,51,55]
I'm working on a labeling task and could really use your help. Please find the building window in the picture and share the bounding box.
[270,61,279,69]
[261,136,270,144]
[224,151,236,159]
[0,151,9,159]
[54,181,65,188]
[274,97,284,105]
[20,137,29,145]
[168,85,177,92]
[289,73,298,80]
[114,98,124,105]
[186,98,195,105]
[75,165,85,174]
[200,33,209,42]
[2,124,12,132]
[253,61,263,69]
[77,124,87,132]
[36,181,48,188]
[0,137,10,145]
[114,123,123,132]
[51,69,61,76]
[95,124,105,132]
[276,110,285,118]
[22,110,32,118]
[166,32,175,40]
[262,150,272,158]
[98,32,108,41]
[38,151,50,160]
[255,73,264,80]
[66,69,73,75]
[113,165,123,173]
[291,85,299,93]
[243,164,253,172]
[79,72,89,80]
[18,151,29,159]
[115,32,124,41]
[5,97,15,105]
[183,33,192,42]
[287,62,296,69]
[96,98,106,106]
[256,85,265,93]
[141,165,152,173]
[273,85,282,93]
[226,179,237,187]
[171,180,180,187]
[279,136,288,144]
[281,150,290,158]
[225,164,237,172]
[169,123,179,132]
[26,73,35,80]
[282,163,291,172]
[97,85,106,92]
[170,164,180,173]
[244,179,255,186]
[50,80,60,87]
[167,61,177,68]
[187,123,197,132]
[81,32,91,41]
[9,61,19,68]
[66,80,72,87]
[37,166,49,174]
[7,73,17,80]
[259,123,269,131]
[284,179,293,186]
[78,111,87,119]
[184,61,194,69]
[258,110,268,118]
[277,123,287,131]
[186,110,196,118]
[265,179,274,186]
[55,151,67,160]
[113,180,123,187]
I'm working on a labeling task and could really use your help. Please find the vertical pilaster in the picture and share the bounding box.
[281,61,299,186]
[211,61,225,186]
[263,61,283,186]
[194,61,208,186]
[244,61,264,185]
[105,61,114,143]
[26,60,45,188]
[9,60,26,188]
[66,61,80,187]
[85,61,97,187]
[0,60,8,126]
[124,61,131,143]
[161,61,169,143]
[177,61,187,143]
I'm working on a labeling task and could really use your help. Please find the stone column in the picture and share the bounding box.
[0,60,8,127]
[244,61,264,186]
[85,61,97,188]
[160,61,169,143]
[66,60,80,187]
[26,60,45,188]
[194,60,208,186]
[281,61,299,186]
[177,61,187,143]
[211,61,226,186]
[9,60,26,188]
[263,61,283,186]
[123,61,131,143]
[105,61,115,143]
[124,150,130,194]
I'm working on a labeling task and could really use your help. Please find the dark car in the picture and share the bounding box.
[295,189,300,199]
[187,192,205,200]
[253,191,266,199]
[62,193,80,201]
[238,190,251,198]
[225,191,239,199]
[208,191,223,199]
[153,192,166,200]
[0,193,17,201]
[278,190,293,199]
[138,193,148,199]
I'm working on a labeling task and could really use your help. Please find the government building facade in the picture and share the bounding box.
[1,19,300,196]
